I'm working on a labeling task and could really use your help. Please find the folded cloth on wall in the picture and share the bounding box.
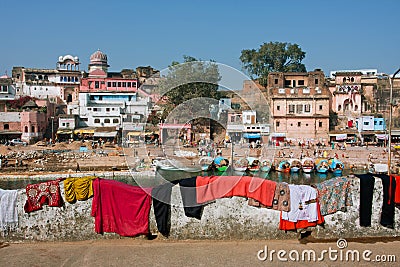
[91,178,152,237]
[279,200,324,231]
[281,185,319,223]
[315,176,353,216]
[152,177,203,237]
[24,180,63,213]
[0,189,18,231]
[248,182,290,212]
[64,176,96,203]
[394,176,400,205]
[196,176,276,206]
[355,174,375,227]
[373,174,396,229]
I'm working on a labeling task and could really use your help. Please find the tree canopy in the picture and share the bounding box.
[240,42,306,86]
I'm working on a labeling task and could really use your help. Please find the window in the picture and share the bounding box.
[338,105,342,111]
[24,126,28,133]
[117,82,121,87]
[278,88,285,94]
[274,79,278,84]
[319,121,323,127]
[0,85,8,92]
[231,116,235,122]
[112,82,117,87]
[289,104,295,114]
[379,121,383,125]
[319,105,323,110]
[104,119,110,123]
[364,122,369,126]
[113,118,119,123]
[296,104,303,113]
[284,80,291,86]
[306,123,309,126]
[298,80,304,86]
[107,82,112,87]
[127,82,131,87]
[81,118,88,122]
[303,88,310,94]
[354,105,358,111]
[122,82,126,87]
[277,105,280,111]
[94,119,100,123]
[4,124,9,130]
[95,81,100,88]
[297,122,301,127]
[304,104,311,112]
[106,108,110,112]
[276,121,280,127]
[246,115,250,120]
[66,123,70,127]
[62,123,66,127]
[315,79,319,84]
[87,108,92,111]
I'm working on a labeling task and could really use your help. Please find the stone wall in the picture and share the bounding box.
[1,176,400,242]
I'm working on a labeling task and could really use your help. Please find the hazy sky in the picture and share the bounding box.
[1,0,399,76]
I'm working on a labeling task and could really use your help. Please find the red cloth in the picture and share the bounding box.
[91,178,152,237]
[196,176,276,206]
[24,180,63,213]
[394,176,400,205]
[279,201,325,231]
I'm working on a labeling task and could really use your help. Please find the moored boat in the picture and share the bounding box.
[301,157,315,173]
[199,156,214,171]
[232,157,249,174]
[277,160,291,173]
[260,158,272,173]
[315,158,329,173]
[288,158,301,173]
[247,157,260,172]
[329,158,344,175]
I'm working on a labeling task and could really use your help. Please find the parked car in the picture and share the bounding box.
[10,139,28,146]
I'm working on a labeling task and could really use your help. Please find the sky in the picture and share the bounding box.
[1,0,400,77]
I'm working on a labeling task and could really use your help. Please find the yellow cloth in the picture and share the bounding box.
[64,176,96,203]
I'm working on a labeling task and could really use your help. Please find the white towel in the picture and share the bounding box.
[0,189,19,232]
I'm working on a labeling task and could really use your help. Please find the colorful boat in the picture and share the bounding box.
[232,157,249,174]
[246,157,260,172]
[301,157,315,173]
[198,156,214,171]
[212,156,230,173]
[329,158,344,175]
[288,158,302,173]
[315,158,329,173]
[260,159,272,173]
[368,163,388,174]
[277,160,291,173]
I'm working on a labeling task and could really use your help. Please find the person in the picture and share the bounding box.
[76,162,81,172]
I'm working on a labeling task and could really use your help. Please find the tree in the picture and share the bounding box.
[240,42,306,87]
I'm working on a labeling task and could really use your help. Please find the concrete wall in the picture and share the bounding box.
[1,176,400,242]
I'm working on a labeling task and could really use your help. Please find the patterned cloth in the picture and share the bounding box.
[24,180,63,213]
[315,177,353,216]
[248,182,290,212]
[64,176,96,203]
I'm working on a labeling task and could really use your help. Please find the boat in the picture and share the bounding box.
[301,157,315,173]
[277,160,291,173]
[315,158,329,173]
[329,158,344,175]
[232,157,249,174]
[198,156,214,171]
[246,157,260,172]
[260,158,272,173]
[368,163,388,174]
[212,155,230,173]
[288,158,302,173]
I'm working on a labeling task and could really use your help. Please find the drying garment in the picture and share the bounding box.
[24,180,63,213]
[91,178,152,237]
[393,176,400,205]
[355,174,375,227]
[196,176,276,206]
[315,176,353,216]
[279,200,324,231]
[247,182,291,212]
[152,177,203,237]
[281,185,318,223]
[63,176,96,203]
[373,174,396,229]
[0,189,18,231]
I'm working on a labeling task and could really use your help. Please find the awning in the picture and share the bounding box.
[376,134,388,140]
[93,131,117,138]
[74,129,95,135]
[127,131,142,137]
[271,132,286,137]
[335,134,347,140]
[57,130,73,134]
[243,133,261,139]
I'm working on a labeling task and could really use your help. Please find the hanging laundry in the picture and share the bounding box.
[394,175,400,205]
[355,174,375,227]
[24,180,63,213]
[91,178,152,237]
[196,176,276,206]
[0,189,18,232]
[279,200,324,231]
[281,185,319,223]
[315,176,353,216]
[63,176,96,203]
[373,174,396,229]
[248,182,290,212]
[152,177,203,237]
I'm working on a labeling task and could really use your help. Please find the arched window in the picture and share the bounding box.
[350,77,355,82]
[354,105,358,111]
[338,105,342,111]
[94,119,100,123]
[24,126,28,133]
[31,126,35,132]
[4,124,9,130]
[104,119,110,123]
[113,119,119,123]
[342,77,346,83]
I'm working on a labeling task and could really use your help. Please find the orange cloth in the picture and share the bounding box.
[394,176,400,205]
[279,200,325,231]
[196,176,276,207]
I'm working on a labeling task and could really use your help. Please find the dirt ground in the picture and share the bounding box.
[0,237,399,266]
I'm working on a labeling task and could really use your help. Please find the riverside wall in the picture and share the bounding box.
[1,175,400,242]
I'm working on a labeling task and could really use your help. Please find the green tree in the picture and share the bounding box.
[240,42,306,87]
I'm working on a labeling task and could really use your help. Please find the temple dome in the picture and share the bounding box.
[90,49,108,64]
